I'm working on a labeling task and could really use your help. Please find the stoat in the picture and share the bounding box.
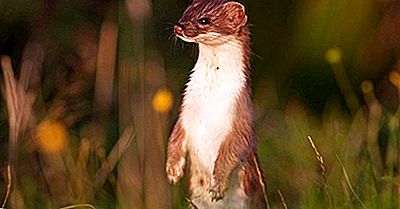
[166,0,267,208]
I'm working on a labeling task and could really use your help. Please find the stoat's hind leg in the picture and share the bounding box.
[210,132,255,201]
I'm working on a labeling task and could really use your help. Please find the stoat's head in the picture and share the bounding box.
[174,0,248,45]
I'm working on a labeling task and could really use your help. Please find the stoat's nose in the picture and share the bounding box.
[174,25,184,36]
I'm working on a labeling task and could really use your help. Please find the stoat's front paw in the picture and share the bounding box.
[208,176,228,202]
[166,157,185,184]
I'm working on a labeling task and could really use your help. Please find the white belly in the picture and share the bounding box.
[182,87,236,172]
[181,41,246,173]
[181,66,245,173]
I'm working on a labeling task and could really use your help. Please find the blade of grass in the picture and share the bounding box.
[185,197,199,209]
[307,136,333,208]
[59,203,96,209]
[336,154,367,209]
[277,189,288,209]
[1,164,11,208]
[94,126,135,189]
[253,156,271,209]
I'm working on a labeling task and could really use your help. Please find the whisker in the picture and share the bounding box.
[164,22,176,27]
[168,32,175,41]
[192,44,196,56]
[251,51,265,61]
[163,22,176,32]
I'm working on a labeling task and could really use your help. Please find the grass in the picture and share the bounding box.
[2,40,398,209]
[254,54,400,209]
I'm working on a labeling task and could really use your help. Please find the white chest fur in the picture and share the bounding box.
[181,41,246,173]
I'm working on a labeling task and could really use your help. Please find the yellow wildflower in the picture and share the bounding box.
[36,120,68,153]
[389,71,400,89]
[152,88,173,113]
[325,47,342,64]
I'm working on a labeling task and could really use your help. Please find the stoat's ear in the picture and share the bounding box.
[222,2,248,28]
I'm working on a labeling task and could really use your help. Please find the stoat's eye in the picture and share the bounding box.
[198,17,210,25]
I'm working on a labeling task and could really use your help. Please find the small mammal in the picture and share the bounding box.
[166,0,267,208]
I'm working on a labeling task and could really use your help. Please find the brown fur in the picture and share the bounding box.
[167,0,267,208]
[176,0,247,38]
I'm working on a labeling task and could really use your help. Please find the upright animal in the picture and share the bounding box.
[166,0,267,208]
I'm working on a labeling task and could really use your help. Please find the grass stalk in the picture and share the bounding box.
[277,189,288,209]
[94,127,135,189]
[185,197,199,209]
[253,156,271,209]
[59,204,96,209]
[1,164,11,208]
[327,48,359,116]
[307,136,333,207]
[336,154,367,209]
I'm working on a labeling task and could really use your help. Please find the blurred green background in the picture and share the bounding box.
[1,0,400,208]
